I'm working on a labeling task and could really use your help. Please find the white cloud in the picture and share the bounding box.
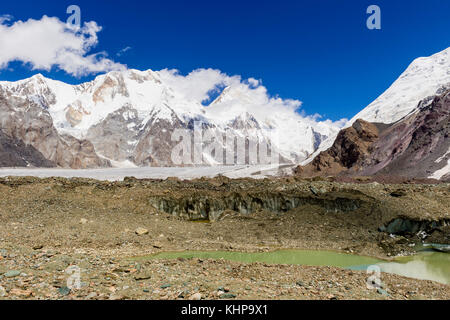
[156,68,348,144]
[0,15,125,77]
[0,15,13,24]
[117,46,132,57]
[158,68,306,122]
[158,68,242,103]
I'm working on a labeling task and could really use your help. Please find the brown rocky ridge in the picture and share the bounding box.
[295,88,450,181]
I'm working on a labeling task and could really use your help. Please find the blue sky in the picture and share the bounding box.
[0,0,449,121]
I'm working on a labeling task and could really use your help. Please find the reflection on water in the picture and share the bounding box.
[379,252,450,285]
[136,249,450,285]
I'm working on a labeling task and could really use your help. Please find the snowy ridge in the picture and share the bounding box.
[0,69,342,167]
[303,47,450,166]
[350,47,450,124]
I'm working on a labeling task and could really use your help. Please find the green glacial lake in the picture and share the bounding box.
[137,249,450,285]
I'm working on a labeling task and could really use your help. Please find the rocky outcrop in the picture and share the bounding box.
[0,90,110,169]
[86,105,143,164]
[295,120,380,177]
[380,218,449,236]
[364,89,450,178]
[0,130,55,167]
[296,89,450,180]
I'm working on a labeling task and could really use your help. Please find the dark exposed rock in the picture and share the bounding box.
[0,90,110,169]
[150,192,367,221]
[295,119,380,177]
[380,218,449,236]
[0,130,55,167]
[296,88,450,180]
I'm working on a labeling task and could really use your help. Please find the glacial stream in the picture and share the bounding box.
[137,249,450,285]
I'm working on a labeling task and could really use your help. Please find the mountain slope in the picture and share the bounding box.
[295,88,450,180]
[0,130,55,168]
[302,47,450,165]
[0,87,111,169]
[350,47,450,124]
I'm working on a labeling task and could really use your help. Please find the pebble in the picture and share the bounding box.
[135,228,149,236]
[134,272,152,281]
[189,293,202,300]
[4,270,21,278]
[377,288,390,297]
[86,292,97,299]
[10,288,32,297]
[58,286,71,296]
[0,286,6,297]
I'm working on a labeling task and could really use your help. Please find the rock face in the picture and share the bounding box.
[295,120,381,177]
[360,89,450,179]
[0,130,55,168]
[0,89,110,169]
[305,47,450,164]
[149,192,365,221]
[296,89,450,180]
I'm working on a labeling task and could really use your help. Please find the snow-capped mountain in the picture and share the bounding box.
[2,47,448,170]
[0,69,340,168]
[296,86,450,181]
[303,47,450,165]
[349,47,450,124]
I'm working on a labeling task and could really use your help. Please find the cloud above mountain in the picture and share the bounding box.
[158,68,242,103]
[0,15,125,77]
[157,68,345,127]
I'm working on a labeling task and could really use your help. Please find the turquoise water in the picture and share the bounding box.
[136,249,450,285]
[378,251,450,285]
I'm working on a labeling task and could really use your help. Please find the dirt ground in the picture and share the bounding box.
[0,176,449,300]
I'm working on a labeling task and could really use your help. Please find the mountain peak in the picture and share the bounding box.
[349,47,450,125]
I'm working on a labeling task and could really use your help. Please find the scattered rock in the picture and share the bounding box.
[10,288,32,297]
[86,292,97,299]
[309,186,319,196]
[135,228,149,236]
[134,272,152,281]
[153,242,163,249]
[189,293,202,300]
[377,288,390,297]
[58,286,71,296]
[4,270,21,278]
